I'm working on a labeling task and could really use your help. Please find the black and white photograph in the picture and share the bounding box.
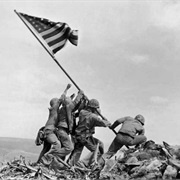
[1,0,180,179]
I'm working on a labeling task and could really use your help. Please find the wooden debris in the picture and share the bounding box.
[2,140,180,179]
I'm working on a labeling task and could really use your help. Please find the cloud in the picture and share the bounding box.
[129,54,149,64]
[145,98,180,144]
[150,1,180,29]
[5,65,69,104]
[150,96,169,104]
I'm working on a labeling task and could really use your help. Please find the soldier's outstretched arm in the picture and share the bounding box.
[94,115,111,127]
[109,117,126,130]
[59,83,72,103]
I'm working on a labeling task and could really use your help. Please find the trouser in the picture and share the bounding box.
[44,127,73,162]
[103,132,147,159]
[67,135,104,166]
[40,129,62,164]
[37,141,51,163]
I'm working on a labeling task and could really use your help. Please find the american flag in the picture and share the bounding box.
[18,12,78,54]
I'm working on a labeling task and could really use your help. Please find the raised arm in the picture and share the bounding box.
[93,115,111,127]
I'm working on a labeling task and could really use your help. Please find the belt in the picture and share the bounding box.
[76,129,92,138]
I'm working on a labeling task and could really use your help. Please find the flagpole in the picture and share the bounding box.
[14,10,114,126]
[14,10,80,91]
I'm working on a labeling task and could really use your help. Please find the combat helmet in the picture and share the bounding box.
[50,98,60,107]
[87,99,100,109]
[135,114,145,125]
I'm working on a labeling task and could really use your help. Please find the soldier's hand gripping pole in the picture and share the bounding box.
[59,83,109,134]
[82,95,117,136]
[95,108,132,149]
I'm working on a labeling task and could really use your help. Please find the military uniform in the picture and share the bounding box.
[39,98,62,164]
[103,115,147,159]
[68,107,111,166]
[45,90,84,162]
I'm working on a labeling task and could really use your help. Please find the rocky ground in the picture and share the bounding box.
[1,140,180,180]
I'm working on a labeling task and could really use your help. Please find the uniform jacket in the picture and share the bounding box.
[57,91,84,131]
[75,109,110,137]
[111,116,145,138]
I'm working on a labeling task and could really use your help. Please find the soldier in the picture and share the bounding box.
[103,114,147,159]
[70,95,89,145]
[42,89,84,164]
[35,126,51,164]
[67,99,111,166]
[36,84,71,165]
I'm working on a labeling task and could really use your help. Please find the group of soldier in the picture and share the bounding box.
[34,84,147,169]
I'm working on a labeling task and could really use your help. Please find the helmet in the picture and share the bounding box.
[50,98,59,107]
[135,114,145,125]
[87,99,100,109]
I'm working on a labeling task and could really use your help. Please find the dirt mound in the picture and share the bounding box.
[1,140,180,180]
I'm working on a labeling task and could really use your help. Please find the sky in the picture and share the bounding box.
[1,0,180,147]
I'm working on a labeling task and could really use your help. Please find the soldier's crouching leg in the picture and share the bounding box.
[40,132,61,165]
[131,135,147,147]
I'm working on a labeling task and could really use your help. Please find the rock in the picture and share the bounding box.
[146,158,162,171]
[145,171,162,179]
[125,156,140,166]
[101,159,117,172]
[163,141,180,160]
[130,167,148,179]
[163,165,178,179]
[168,158,180,170]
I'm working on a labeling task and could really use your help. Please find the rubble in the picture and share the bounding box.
[98,140,180,180]
[1,140,180,179]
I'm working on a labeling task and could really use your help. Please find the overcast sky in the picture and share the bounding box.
[1,0,180,147]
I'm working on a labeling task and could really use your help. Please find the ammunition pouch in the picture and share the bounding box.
[75,131,93,144]
[76,134,88,144]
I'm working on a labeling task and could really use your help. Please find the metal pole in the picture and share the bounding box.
[14,10,117,135]
[14,10,80,90]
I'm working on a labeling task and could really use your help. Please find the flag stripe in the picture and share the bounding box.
[18,12,78,54]
[69,39,78,46]
[47,36,67,48]
[43,26,69,43]
[53,46,63,54]
[51,39,67,52]
[70,34,78,40]
[40,23,64,36]
[47,28,70,47]
[42,24,66,39]
[45,30,65,43]
[70,31,78,39]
